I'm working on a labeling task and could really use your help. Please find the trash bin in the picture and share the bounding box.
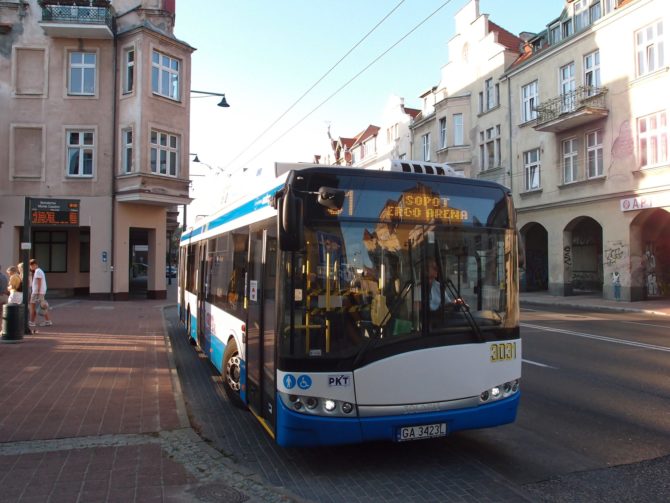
[1,304,24,343]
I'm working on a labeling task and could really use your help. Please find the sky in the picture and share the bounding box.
[174,0,565,224]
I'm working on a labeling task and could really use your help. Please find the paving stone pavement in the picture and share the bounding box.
[0,295,298,503]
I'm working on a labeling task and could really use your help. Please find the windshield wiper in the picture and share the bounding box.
[444,278,484,343]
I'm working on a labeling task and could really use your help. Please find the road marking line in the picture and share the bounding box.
[521,323,670,352]
[522,359,558,369]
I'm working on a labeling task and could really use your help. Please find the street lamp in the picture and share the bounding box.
[190,90,230,107]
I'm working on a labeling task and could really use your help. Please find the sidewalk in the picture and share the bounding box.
[0,286,293,503]
[521,291,670,316]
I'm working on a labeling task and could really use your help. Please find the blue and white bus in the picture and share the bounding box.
[178,160,521,447]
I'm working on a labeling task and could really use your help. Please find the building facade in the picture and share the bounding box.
[410,0,523,181]
[0,0,193,299]
[328,95,419,170]
[506,0,669,301]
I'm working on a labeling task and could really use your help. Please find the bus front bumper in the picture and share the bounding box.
[275,393,520,447]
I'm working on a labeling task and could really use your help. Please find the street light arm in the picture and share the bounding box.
[190,90,230,107]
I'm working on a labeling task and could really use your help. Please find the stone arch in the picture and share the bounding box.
[520,222,548,292]
[563,216,603,294]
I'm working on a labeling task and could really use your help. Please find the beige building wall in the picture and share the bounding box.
[0,0,193,300]
[507,0,669,300]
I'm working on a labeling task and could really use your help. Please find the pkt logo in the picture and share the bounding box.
[328,375,351,387]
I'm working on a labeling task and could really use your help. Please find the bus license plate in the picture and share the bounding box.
[397,423,447,442]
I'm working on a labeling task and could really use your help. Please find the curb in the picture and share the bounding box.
[520,300,669,317]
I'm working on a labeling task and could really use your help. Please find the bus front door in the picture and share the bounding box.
[246,225,277,432]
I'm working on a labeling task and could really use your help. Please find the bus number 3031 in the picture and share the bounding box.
[490,342,517,362]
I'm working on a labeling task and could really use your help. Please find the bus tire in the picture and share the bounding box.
[223,338,245,409]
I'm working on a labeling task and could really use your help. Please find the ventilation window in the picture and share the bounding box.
[425,166,434,174]
[401,162,411,172]
[436,167,445,175]
[412,164,423,173]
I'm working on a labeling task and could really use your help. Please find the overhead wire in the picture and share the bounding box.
[220,0,407,174]
[228,0,456,174]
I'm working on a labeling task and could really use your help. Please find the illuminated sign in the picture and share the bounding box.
[30,199,80,226]
[382,191,468,223]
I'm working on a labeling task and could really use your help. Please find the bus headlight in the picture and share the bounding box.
[479,379,520,403]
[279,392,357,417]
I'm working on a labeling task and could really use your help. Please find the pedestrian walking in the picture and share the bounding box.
[6,266,23,305]
[29,259,52,327]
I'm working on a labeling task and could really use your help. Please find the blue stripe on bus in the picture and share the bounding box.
[274,393,520,447]
[180,184,283,244]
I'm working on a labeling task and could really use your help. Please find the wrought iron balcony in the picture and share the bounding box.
[534,86,608,133]
[39,1,114,39]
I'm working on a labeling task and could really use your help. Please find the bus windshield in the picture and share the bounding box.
[278,171,519,364]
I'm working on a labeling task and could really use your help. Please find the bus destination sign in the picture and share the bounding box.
[30,199,80,226]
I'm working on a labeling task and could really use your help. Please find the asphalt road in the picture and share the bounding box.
[168,305,670,502]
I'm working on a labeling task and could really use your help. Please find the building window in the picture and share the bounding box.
[480,125,501,170]
[33,231,67,273]
[422,133,430,161]
[560,62,576,112]
[122,47,134,94]
[587,129,604,178]
[122,129,133,173]
[68,52,96,96]
[589,1,602,23]
[603,0,616,15]
[522,80,538,122]
[638,111,668,168]
[453,114,464,145]
[584,50,601,94]
[150,130,179,176]
[484,78,499,111]
[386,123,398,144]
[574,0,589,31]
[67,130,94,177]
[79,229,90,273]
[563,138,578,183]
[524,148,541,191]
[562,19,574,39]
[636,21,665,77]
[439,117,447,148]
[151,50,180,100]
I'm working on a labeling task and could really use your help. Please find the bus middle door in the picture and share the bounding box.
[246,225,277,432]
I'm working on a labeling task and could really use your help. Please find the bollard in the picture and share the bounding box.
[1,304,25,343]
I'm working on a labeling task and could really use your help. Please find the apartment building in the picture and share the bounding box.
[506,0,668,301]
[410,0,523,181]
[328,95,419,170]
[0,0,193,299]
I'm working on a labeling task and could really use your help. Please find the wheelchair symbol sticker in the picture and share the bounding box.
[297,375,312,390]
[283,374,296,389]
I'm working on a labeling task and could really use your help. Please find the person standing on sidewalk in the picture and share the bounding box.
[6,266,23,305]
[29,259,52,327]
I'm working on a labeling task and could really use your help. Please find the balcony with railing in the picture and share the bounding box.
[38,1,114,39]
[534,86,608,133]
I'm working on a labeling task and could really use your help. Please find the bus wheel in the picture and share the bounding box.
[223,339,245,408]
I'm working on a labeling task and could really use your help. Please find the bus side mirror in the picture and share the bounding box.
[317,187,345,210]
[278,187,304,251]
